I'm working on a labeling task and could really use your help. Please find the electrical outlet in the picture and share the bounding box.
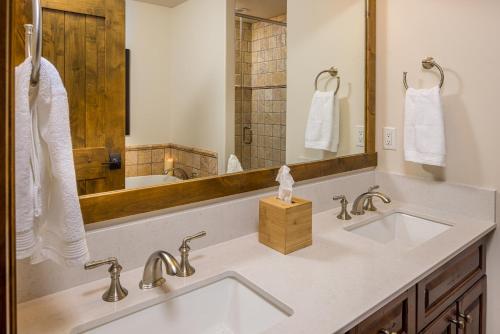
[355,125,365,147]
[383,127,397,150]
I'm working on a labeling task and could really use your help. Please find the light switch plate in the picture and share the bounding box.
[383,127,397,150]
[355,125,365,147]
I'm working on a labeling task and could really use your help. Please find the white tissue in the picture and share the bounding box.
[276,165,295,204]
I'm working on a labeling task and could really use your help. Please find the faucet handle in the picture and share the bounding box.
[364,185,380,211]
[332,195,347,201]
[85,257,119,270]
[180,231,207,250]
[84,257,128,302]
[333,195,352,220]
[177,231,207,277]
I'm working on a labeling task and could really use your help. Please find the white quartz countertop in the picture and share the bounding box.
[18,201,496,334]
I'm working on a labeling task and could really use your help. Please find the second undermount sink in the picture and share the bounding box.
[74,272,292,334]
[347,213,451,248]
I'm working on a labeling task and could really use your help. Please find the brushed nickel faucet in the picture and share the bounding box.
[139,250,180,289]
[140,231,207,289]
[84,257,128,302]
[163,167,190,180]
[351,189,391,215]
[363,185,380,211]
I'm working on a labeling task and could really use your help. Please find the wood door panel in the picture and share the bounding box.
[354,286,416,334]
[42,8,65,78]
[15,0,126,195]
[64,11,87,148]
[417,240,485,331]
[458,276,486,334]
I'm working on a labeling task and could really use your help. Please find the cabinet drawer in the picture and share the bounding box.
[416,239,486,331]
[353,286,416,334]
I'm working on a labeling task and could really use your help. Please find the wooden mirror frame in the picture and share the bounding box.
[13,0,377,225]
[80,0,377,224]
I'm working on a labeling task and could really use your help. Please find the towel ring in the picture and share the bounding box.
[315,67,341,95]
[403,57,444,90]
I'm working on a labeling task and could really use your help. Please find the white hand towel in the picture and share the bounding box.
[305,90,340,152]
[15,58,37,259]
[226,154,243,173]
[404,86,446,167]
[16,58,90,266]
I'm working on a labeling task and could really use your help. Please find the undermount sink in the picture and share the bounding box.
[74,272,292,334]
[347,213,451,248]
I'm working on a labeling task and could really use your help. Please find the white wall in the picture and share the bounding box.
[375,1,500,331]
[125,0,172,145]
[125,0,233,172]
[168,0,233,172]
[286,0,365,164]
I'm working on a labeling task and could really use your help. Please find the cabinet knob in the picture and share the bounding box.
[458,312,473,323]
[450,319,465,329]
[378,330,397,334]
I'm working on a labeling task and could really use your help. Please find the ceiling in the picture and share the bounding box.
[236,0,286,19]
[134,0,187,8]
[133,0,287,18]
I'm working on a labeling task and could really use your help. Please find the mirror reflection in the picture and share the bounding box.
[124,0,366,190]
[40,0,367,193]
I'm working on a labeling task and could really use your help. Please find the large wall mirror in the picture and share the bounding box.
[14,0,376,223]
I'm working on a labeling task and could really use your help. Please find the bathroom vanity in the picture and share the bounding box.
[345,238,486,334]
[17,186,496,334]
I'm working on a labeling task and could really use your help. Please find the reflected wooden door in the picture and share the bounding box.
[14,0,125,195]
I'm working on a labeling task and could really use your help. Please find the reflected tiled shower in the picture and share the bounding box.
[235,15,287,170]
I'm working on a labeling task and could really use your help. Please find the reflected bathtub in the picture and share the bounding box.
[125,175,180,189]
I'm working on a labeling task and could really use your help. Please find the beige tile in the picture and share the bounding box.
[264,148,272,160]
[137,164,152,176]
[181,151,193,167]
[264,136,273,148]
[125,165,137,177]
[137,150,152,164]
[152,149,164,163]
[272,137,281,149]
[125,150,138,166]
[192,154,201,170]
[272,149,281,162]
[152,162,164,175]
[200,156,217,175]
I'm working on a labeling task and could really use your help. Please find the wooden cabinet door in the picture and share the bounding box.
[458,276,486,334]
[14,0,125,195]
[416,240,485,332]
[355,286,416,334]
[420,304,459,334]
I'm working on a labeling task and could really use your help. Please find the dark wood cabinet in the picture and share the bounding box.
[354,286,416,334]
[416,239,486,331]
[419,304,458,334]
[346,238,488,334]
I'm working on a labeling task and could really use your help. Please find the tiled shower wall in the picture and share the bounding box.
[235,15,287,170]
[125,144,218,179]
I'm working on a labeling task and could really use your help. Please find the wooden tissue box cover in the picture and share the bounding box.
[259,196,312,255]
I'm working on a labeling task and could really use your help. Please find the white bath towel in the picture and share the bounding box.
[15,57,89,266]
[226,154,243,173]
[404,86,446,167]
[305,90,340,152]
